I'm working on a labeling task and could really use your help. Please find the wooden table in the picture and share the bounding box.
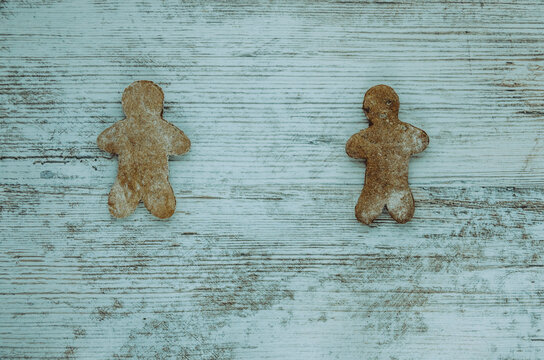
[1,1,543,358]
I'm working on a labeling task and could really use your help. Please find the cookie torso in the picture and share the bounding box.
[116,117,170,192]
[363,121,423,185]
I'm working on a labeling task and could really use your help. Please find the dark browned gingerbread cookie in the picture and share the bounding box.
[346,85,429,225]
[97,80,191,219]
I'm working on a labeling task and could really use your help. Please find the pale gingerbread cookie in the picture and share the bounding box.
[346,85,429,225]
[97,80,190,219]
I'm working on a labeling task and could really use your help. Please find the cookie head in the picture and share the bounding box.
[363,85,400,124]
[122,80,164,117]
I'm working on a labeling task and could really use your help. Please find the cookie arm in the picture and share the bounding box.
[97,121,124,154]
[408,125,429,154]
[346,131,374,159]
[161,121,191,155]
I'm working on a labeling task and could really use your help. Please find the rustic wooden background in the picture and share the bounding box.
[1,0,543,359]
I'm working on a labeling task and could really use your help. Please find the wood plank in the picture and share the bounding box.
[1,0,543,359]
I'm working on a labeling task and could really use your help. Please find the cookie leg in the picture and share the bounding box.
[142,180,176,219]
[108,179,140,218]
[355,189,386,225]
[386,187,415,224]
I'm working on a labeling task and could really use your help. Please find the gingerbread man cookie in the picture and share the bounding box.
[346,85,429,225]
[97,80,191,219]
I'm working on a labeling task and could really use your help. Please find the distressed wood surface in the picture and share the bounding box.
[1,1,544,359]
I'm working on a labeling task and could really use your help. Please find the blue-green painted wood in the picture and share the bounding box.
[1,1,544,359]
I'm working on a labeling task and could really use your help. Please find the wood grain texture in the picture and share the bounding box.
[1,0,543,359]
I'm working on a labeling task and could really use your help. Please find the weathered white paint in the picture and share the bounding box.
[1,0,543,359]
